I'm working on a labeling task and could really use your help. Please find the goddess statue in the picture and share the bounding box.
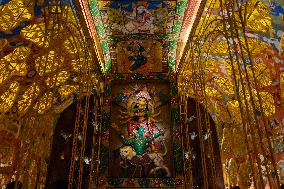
[112,85,170,177]
[119,88,161,151]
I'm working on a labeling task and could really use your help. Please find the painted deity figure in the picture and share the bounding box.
[124,3,156,34]
[119,126,170,177]
[112,85,170,177]
[104,1,175,35]
[123,126,161,156]
[126,90,160,151]
[127,41,147,71]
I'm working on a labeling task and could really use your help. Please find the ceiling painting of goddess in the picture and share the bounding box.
[98,1,176,35]
[115,40,164,73]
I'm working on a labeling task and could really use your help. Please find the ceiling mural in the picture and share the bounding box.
[98,1,176,35]
[87,0,189,73]
[116,39,164,73]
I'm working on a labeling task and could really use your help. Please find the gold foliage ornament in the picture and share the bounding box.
[0,0,32,32]
[18,82,41,115]
[244,0,272,34]
[194,15,223,37]
[33,92,56,114]
[0,46,30,84]
[21,23,49,48]
[202,40,229,56]
[0,81,19,113]
[0,0,101,187]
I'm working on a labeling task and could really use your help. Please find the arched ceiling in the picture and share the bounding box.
[178,0,284,128]
[0,0,101,118]
[77,0,202,73]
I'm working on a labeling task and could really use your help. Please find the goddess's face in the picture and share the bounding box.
[120,148,129,158]
[137,6,146,14]
[137,97,147,106]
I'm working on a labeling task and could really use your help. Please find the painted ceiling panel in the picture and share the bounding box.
[98,1,176,35]
[85,0,189,73]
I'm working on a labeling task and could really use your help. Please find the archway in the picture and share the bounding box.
[45,96,96,189]
[182,98,225,188]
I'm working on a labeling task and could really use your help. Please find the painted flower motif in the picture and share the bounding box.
[151,178,162,187]
[102,131,109,142]
[104,98,110,106]
[125,178,135,187]
[173,128,180,138]
[174,178,183,186]
[170,97,178,105]
[99,178,107,187]
[105,75,112,82]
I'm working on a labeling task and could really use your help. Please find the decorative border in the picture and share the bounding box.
[177,0,203,65]
[77,0,106,72]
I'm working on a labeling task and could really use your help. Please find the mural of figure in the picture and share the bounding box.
[122,126,161,155]
[116,39,163,73]
[101,1,175,35]
[127,41,147,71]
[124,3,156,34]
